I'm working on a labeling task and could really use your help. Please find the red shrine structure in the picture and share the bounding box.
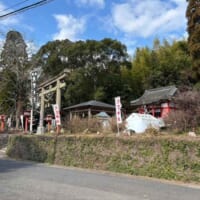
[130,85,178,118]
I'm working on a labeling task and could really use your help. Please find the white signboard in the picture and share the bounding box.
[52,104,61,126]
[115,96,122,124]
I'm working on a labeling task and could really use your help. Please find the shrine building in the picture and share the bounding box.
[130,85,178,118]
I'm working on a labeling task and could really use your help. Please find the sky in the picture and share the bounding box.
[0,0,188,56]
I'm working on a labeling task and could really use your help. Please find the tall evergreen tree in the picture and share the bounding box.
[0,31,30,129]
[186,0,200,81]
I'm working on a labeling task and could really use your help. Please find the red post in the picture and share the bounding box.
[25,117,29,133]
[161,102,170,118]
[45,114,53,133]
[0,115,5,132]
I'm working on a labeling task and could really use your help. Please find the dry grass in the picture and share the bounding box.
[63,117,107,134]
[164,90,200,133]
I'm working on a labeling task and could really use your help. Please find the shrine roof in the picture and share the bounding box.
[130,85,177,106]
[64,100,115,110]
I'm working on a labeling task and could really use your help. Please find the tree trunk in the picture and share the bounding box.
[15,98,23,130]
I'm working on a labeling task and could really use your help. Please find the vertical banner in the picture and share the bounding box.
[115,96,122,124]
[52,104,61,126]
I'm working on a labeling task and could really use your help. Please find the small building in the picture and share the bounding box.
[63,100,115,120]
[95,111,111,119]
[130,85,178,118]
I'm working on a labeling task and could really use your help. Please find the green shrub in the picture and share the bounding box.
[7,135,56,163]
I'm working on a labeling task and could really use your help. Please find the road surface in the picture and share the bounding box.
[0,154,200,200]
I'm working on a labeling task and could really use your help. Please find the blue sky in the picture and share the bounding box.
[0,0,187,56]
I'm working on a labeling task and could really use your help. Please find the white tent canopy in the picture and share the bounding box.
[125,113,165,134]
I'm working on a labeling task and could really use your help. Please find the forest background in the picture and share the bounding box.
[0,0,199,131]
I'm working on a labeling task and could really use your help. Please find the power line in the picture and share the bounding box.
[0,0,31,13]
[0,0,55,19]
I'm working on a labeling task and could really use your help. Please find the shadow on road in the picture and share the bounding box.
[0,158,35,173]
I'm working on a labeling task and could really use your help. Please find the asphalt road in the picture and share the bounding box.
[0,156,200,200]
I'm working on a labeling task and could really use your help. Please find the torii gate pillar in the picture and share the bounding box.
[37,88,45,134]
[56,79,61,109]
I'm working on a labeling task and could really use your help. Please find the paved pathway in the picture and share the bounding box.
[0,156,200,200]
